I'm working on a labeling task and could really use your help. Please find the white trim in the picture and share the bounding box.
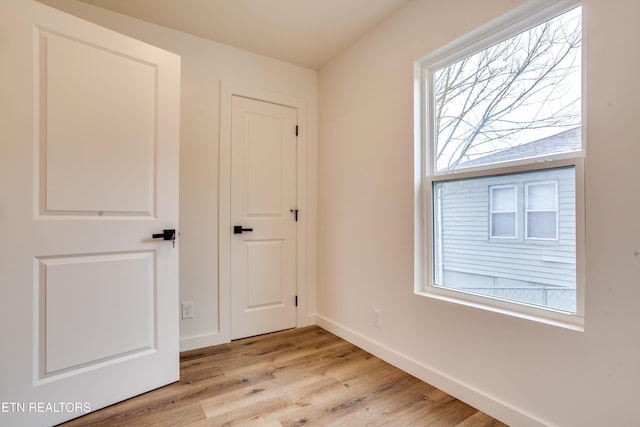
[219,81,309,342]
[316,315,549,427]
[180,331,228,352]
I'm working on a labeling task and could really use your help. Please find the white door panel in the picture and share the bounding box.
[42,29,156,214]
[40,252,155,374]
[246,240,284,307]
[0,1,180,426]
[231,96,297,339]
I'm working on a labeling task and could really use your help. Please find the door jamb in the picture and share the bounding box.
[219,82,308,342]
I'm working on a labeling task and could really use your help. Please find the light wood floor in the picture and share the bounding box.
[59,326,507,426]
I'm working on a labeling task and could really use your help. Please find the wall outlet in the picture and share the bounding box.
[182,301,194,319]
[373,308,382,329]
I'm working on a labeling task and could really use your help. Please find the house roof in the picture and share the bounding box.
[459,127,581,168]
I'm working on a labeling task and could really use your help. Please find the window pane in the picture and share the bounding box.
[491,212,516,237]
[432,6,582,172]
[528,211,558,239]
[491,187,515,211]
[527,183,556,210]
[433,166,575,313]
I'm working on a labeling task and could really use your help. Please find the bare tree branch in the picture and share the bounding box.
[434,8,582,170]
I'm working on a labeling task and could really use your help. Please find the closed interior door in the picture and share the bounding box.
[0,1,180,426]
[230,96,298,340]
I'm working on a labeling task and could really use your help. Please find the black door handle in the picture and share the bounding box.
[234,225,253,234]
[152,229,176,240]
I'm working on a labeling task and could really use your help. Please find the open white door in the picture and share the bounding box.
[0,1,180,426]
[230,96,298,339]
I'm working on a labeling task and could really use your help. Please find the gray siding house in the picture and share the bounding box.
[434,128,580,312]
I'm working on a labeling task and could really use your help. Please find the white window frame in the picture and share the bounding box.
[413,0,585,330]
[525,180,559,241]
[489,184,517,239]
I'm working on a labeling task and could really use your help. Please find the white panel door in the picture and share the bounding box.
[0,1,180,426]
[231,96,298,339]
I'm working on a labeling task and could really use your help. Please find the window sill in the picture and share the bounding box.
[415,287,584,331]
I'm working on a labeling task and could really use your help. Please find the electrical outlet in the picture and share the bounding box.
[373,308,382,329]
[182,301,194,319]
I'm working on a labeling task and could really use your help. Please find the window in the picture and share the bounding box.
[526,181,558,240]
[490,185,517,238]
[415,1,584,328]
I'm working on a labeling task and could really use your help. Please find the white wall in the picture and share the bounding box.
[31,0,640,424]
[317,0,640,425]
[37,0,318,351]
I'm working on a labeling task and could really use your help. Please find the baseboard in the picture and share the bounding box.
[180,315,317,352]
[299,313,317,328]
[315,315,547,427]
[180,331,229,352]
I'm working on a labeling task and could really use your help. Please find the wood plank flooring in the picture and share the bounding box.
[59,326,508,426]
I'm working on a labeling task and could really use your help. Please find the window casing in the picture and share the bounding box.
[414,0,584,329]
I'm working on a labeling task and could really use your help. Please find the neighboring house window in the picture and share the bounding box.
[489,185,517,238]
[415,1,584,328]
[526,181,558,240]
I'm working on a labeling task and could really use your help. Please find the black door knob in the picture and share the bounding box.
[152,229,176,240]
[233,225,254,234]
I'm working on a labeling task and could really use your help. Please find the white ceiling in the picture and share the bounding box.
[77,0,410,69]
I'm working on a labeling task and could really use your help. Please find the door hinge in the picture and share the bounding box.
[295,296,298,307]
[295,125,299,136]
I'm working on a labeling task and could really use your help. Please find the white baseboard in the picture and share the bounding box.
[299,313,317,328]
[180,315,317,352]
[315,315,547,427]
[180,331,229,352]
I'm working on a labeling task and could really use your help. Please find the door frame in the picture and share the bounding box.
[219,82,309,342]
